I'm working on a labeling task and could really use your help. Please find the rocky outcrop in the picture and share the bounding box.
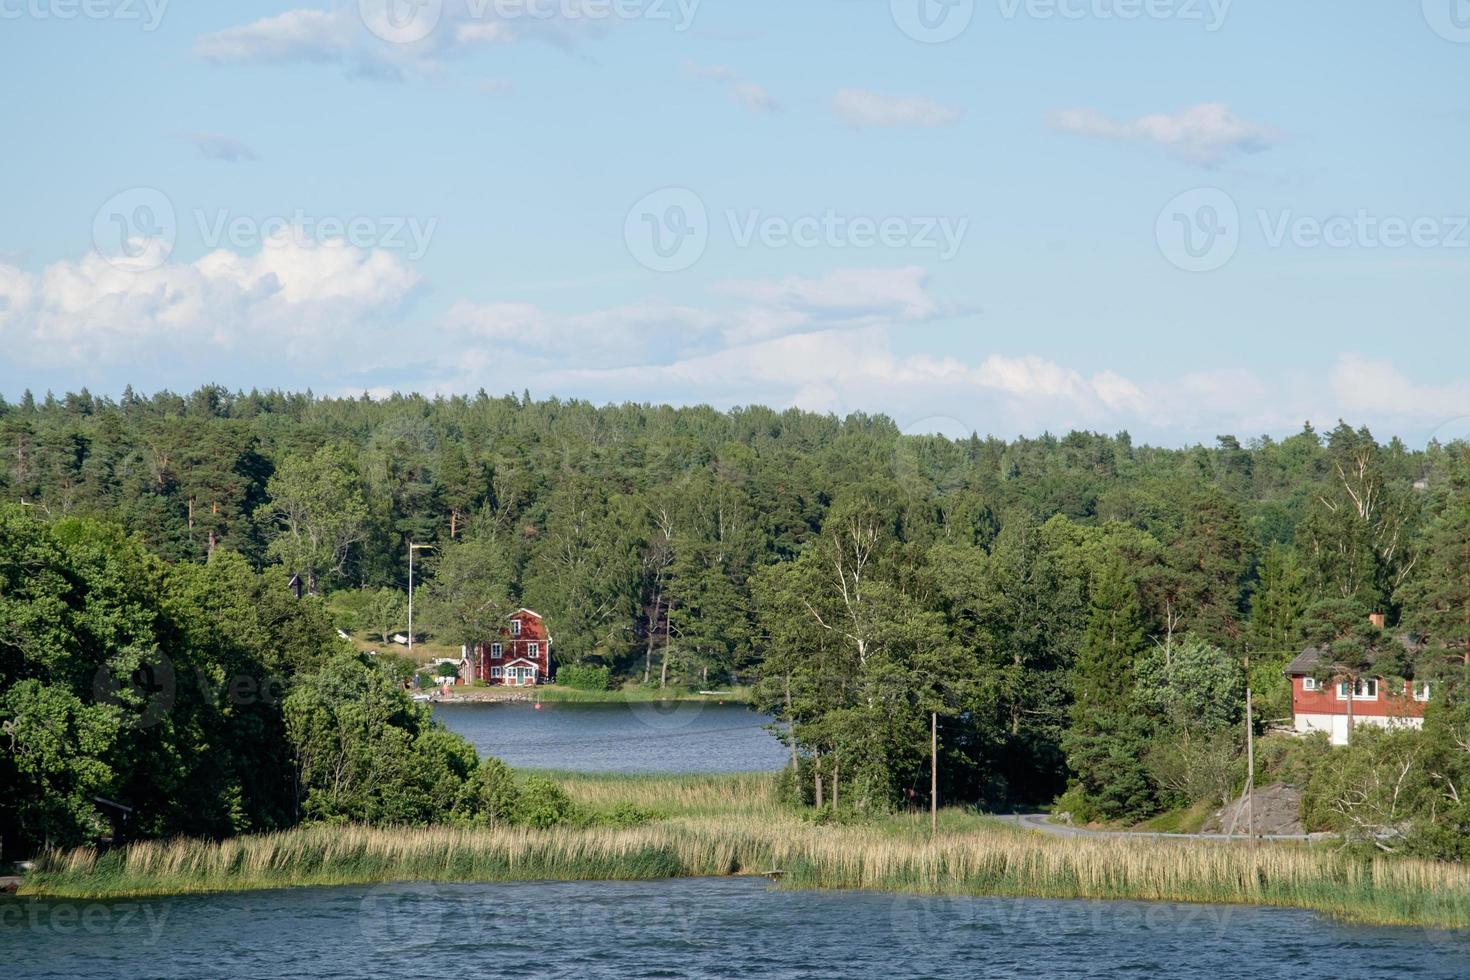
[1201,784,1304,836]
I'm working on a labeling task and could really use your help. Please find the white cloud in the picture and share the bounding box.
[196,2,630,78]
[1330,353,1470,421]
[180,132,260,163]
[443,268,938,366]
[0,235,420,369]
[683,60,738,82]
[1048,102,1281,165]
[731,82,778,113]
[685,60,778,113]
[832,89,961,130]
[715,267,940,342]
[196,8,349,66]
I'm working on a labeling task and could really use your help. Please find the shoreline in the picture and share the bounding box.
[419,686,750,706]
[14,773,1470,930]
[16,826,1467,930]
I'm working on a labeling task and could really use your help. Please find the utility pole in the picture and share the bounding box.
[407,542,433,653]
[1244,644,1255,839]
[931,712,938,838]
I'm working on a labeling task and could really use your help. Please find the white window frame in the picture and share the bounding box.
[528,642,539,658]
[512,620,522,636]
[1337,678,1379,701]
[1413,681,1431,702]
[490,666,503,680]
[1302,677,1321,692]
[491,643,502,659]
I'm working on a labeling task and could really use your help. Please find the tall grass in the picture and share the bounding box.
[22,774,1470,929]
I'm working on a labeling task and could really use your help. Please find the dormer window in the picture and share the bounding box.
[512,619,522,637]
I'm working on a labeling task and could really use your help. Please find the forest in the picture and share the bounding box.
[3,386,1470,860]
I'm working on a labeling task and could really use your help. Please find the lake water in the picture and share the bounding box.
[433,700,789,773]
[7,877,1469,979]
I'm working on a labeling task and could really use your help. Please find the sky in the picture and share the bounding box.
[1,0,1468,446]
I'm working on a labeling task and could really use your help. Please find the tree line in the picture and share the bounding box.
[3,387,1470,849]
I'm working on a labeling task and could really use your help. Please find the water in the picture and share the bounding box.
[433,700,789,773]
[6,877,1468,979]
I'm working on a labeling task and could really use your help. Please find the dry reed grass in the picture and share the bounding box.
[23,773,1470,929]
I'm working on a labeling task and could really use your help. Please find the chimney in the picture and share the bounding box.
[1369,612,1386,630]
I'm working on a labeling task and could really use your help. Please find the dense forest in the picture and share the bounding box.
[3,386,1470,859]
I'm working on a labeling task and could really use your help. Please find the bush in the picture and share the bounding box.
[1052,785,1096,825]
[454,758,519,827]
[590,802,654,828]
[513,776,579,828]
[557,664,611,691]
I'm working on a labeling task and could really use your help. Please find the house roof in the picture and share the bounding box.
[511,608,543,620]
[503,658,540,668]
[1284,635,1419,676]
[1284,648,1327,676]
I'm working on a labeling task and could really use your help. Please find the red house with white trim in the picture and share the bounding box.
[1285,627,1428,746]
[462,609,552,686]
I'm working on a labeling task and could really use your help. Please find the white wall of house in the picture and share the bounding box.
[1294,713,1424,746]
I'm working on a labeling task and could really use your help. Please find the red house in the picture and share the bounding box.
[462,609,553,686]
[1285,624,1428,745]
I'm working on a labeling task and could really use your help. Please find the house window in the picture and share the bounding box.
[491,666,503,679]
[491,643,502,659]
[528,642,539,659]
[1413,681,1431,702]
[512,620,522,636]
[1337,678,1379,700]
[1302,677,1321,692]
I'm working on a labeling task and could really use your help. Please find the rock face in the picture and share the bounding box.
[1201,784,1304,836]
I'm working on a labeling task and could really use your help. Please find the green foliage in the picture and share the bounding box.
[0,505,345,857]
[513,775,579,828]
[453,757,519,827]
[7,391,1470,842]
[1063,555,1154,822]
[260,444,368,594]
[556,664,611,691]
[282,652,479,825]
[418,525,513,649]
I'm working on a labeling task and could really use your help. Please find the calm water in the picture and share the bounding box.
[6,877,1469,979]
[433,700,789,772]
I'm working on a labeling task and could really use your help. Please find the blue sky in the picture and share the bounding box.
[2,1,1468,445]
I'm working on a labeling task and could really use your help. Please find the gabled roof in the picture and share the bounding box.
[1284,648,1327,676]
[511,608,543,620]
[1284,635,1420,676]
[502,657,541,668]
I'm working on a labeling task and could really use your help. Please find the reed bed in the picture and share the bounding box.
[551,771,783,818]
[22,779,1470,929]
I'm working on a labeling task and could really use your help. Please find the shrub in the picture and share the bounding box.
[557,664,611,691]
[455,758,519,827]
[513,776,579,828]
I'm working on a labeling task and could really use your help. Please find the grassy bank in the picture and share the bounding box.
[21,773,1470,930]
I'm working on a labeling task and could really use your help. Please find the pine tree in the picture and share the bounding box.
[1063,555,1154,821]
